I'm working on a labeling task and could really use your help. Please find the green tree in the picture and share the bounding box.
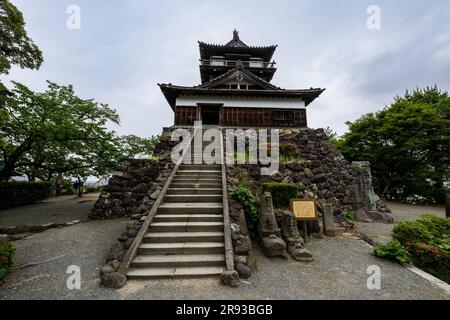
[0,0,43,75]
[334,86,450,203]
[0,81,120,181]
[1,0,43,125]
[119,134,160,159]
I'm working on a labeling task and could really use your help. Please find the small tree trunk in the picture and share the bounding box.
[77,177,83,197]
[446,194,450,219]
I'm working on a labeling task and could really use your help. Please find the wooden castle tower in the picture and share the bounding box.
[159,30,324,128]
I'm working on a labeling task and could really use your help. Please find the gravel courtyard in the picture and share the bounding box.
[1,197,448,300]
[1,219,448,300]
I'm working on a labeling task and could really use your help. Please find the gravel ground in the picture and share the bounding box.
[1,221,448,300]
[0,219,128,300]
[0,193,100,227]
[354,201,446,245]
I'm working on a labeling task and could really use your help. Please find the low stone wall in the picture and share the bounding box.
[227,196,254,279]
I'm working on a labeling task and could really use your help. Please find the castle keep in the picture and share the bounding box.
[159,30,324,127]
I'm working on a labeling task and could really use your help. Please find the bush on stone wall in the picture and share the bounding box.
[231,186,260,238]
[0,181,51,210]
[262,182,298,208]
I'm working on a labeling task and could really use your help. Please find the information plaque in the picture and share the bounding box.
[290,199,318,221]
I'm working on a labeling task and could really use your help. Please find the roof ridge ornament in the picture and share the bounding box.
[224,29,248,47]
[233,29,239,40]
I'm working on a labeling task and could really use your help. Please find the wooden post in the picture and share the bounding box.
[303,221,308,243]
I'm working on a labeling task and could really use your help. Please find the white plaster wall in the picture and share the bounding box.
[176,95,306,109]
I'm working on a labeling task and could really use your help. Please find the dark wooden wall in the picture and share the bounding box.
[174,106,307,127]
[221,107,307,127]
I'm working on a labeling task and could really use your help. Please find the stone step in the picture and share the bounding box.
[183,157,221,166]
[164,194,223,203]
[137,242,224,255]
[130,253,225,268]
[127,266,224,279]
[149,221,224,232]
[172,177,222,182]
[158,202,223,214]
[143,231,224,243]
[170,182,222,188]
[176,170,221,175]
[174,175,221,180]
[154,214,223,223]
[166,188,222,195]
[180,164,221,170]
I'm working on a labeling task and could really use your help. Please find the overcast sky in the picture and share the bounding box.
[4,0,450,137]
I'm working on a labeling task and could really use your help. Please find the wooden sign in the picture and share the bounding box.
[290,199,318,221]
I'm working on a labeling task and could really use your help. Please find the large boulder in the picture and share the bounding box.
[220,270,240,287]
[101,272,127,289]
[354,208,373,222]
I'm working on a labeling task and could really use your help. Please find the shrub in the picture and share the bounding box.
[0,181,51,210]
[374,239,411,264]
[343,210,355,220]
[280,143,300,157]
[262,182,298,208]
[0,240,15,282]
[393,214,450,246]
[231,186,260,238]
[391,214,450,283]
[393,220,433,244]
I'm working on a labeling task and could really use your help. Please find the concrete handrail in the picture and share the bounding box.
[220,128,234,272]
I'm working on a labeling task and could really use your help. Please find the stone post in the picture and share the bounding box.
[322,203,336,237]
[351,161,377,212]
[258,192,286,257]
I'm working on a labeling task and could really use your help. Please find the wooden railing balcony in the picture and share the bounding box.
[200,59,276,69]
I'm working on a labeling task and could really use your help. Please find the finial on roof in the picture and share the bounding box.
[233,29,239,40]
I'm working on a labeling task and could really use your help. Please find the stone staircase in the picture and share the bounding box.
[126,134,225,278]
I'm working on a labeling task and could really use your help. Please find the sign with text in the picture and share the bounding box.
[290,199,318,221]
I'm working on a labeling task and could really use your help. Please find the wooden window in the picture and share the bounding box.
[175,106,198,126]
[220,107,307,128]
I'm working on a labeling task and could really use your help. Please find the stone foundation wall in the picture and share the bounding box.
[90,127,177,220]
[227,128,354,212]
[90,159,173,220]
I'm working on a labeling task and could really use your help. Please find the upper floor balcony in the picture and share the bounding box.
[200,57,276,69]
